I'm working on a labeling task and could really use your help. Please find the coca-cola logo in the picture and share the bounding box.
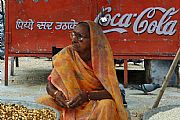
[94,7,179,36]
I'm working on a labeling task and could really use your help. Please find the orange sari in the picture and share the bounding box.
[36,21,128,120]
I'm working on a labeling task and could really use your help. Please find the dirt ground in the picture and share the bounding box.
[0,57,180,120]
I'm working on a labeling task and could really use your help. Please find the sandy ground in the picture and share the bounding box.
[0,57,180,120]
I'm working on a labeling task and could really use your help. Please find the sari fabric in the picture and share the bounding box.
[37,21,128,120]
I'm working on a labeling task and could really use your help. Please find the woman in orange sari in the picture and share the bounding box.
[36,21,128,120]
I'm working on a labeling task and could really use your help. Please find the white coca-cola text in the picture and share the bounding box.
[94,7,179,35]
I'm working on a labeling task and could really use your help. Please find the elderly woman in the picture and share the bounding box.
[36,21,128,120]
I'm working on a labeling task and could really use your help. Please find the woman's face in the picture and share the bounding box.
[71,24,90,53]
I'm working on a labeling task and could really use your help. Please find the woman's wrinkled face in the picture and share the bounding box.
[70,24,90,53]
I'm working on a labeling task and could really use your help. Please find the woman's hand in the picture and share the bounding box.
[54,91,68,108]
[46,81,68,108]
[68,91,89,108]
[67,89,112,108]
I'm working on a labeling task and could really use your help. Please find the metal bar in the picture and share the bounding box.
[10,57,14,76]
[4,0,9,86]
[5,49,8,86]
[124,59,128,87]
[6,54,176,60]
[113,55,176,60]
[8,53,52,57]
[15,57,19,67]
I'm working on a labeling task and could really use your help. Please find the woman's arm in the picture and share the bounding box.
[68,89,112,108]
[88,89,112,100]
[46,81,58,97]
[46,81,68,108]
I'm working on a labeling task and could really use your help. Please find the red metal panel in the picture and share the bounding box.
[8,0,95,55]
[6,0,179,58]
[97,0,179,58]
[5,0,179,86]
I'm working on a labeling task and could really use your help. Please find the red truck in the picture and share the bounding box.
[4,0,179,86]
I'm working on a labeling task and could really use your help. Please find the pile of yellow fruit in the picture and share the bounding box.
[0,103,57,120]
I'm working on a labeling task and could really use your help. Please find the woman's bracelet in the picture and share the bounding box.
[86,91,91,101]
[53,90,59,98]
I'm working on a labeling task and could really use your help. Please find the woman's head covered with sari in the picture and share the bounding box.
[52,21,128,119]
